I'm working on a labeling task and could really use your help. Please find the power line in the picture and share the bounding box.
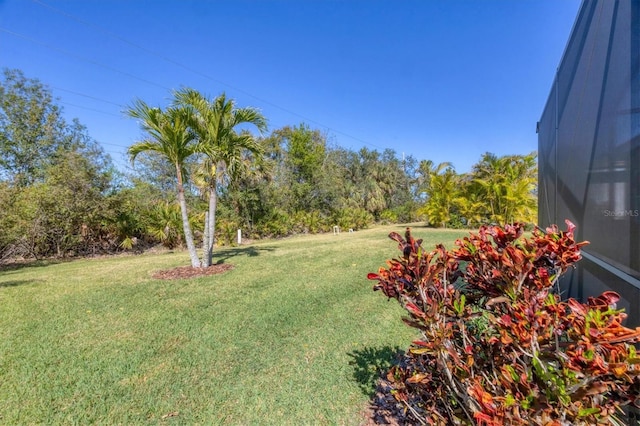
[29,0,386,151]
[59,101,122,118]
[0,27,170,91]
[3,4,389,155]
[51,85,123,107]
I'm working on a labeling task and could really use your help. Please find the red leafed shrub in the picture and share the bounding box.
[367,221,640,425]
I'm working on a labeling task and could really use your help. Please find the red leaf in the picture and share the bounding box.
[500,314,513,326]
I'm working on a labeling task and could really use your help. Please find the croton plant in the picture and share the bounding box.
[367,221,640,425]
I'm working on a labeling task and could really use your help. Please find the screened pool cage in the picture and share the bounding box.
[538,0,640,324]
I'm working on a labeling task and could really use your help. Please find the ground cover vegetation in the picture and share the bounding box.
[368,222,640,425]
[0,223,467,424]
[0,68,537,265]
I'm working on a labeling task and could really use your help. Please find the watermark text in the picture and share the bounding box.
[603,209,639,217]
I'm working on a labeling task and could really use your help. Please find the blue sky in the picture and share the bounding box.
[1,0,581,173]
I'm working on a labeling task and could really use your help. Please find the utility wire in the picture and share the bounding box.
[59,101,123,117]
[29,0,385,151]
[51,85,124,108]
[0,27,170,91]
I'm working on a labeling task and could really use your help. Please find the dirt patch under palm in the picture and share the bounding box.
[152,264,234,280]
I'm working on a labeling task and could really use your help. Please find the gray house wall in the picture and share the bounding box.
[538,0,640,324]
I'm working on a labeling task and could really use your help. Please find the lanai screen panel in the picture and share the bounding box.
[538,0,640,320]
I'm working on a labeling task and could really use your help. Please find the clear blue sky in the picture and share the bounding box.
[1,0,581,173]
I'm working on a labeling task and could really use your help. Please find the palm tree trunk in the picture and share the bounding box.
[176,169,201,268]
[203,183,217,267]
[202,211,209,264]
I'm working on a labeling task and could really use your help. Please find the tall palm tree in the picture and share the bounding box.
[127,100,201,267]
[175,89,267,267]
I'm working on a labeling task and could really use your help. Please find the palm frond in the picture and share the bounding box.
[127,140,165,165]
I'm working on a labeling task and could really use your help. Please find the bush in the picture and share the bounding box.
[367,221,640,425]
[379,209,398,225]
[215,218,240,246]
[292,210,330,234]
[255,209,293,238]
[334,207,373,231]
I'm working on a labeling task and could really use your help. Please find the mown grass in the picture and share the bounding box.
[0,224,468,424]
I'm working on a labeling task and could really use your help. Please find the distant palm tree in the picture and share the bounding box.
[417,160,457,227]
[416,160,453,197]
[454,186,485,228]
[127,100,201,268]
[175,89,267,267]
[423,167,459,227]
[469,152,537,224]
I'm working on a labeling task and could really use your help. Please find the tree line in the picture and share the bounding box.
[0,68,537,263]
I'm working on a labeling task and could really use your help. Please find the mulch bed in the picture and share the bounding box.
[151,264,234,280]
[360,401,402,426]
[360,383,408,425]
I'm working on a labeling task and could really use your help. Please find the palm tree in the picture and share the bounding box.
[454,185,485,228]
[146,201,183,248]
[422,167,459,227]
[416,160,453,198]
[468,152,537,225]
[416,160,457,227]
[470,153,504,222]
[127,100,201,268]
[175,89,267,267]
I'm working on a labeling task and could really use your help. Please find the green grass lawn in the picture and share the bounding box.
[0,224,468,425]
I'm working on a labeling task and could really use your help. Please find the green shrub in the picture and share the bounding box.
[255,209,293,238]
[215,218,240,246]
[368,221,640,425]
[379,209,398,225]
[292,210,330,234]
[146,201,183,248]
[334,207,373,231]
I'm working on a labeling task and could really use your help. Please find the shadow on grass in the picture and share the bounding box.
[0,259,63,272]
[214,245,277,264]
[0,279,39,288]
[348,345,405,397]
